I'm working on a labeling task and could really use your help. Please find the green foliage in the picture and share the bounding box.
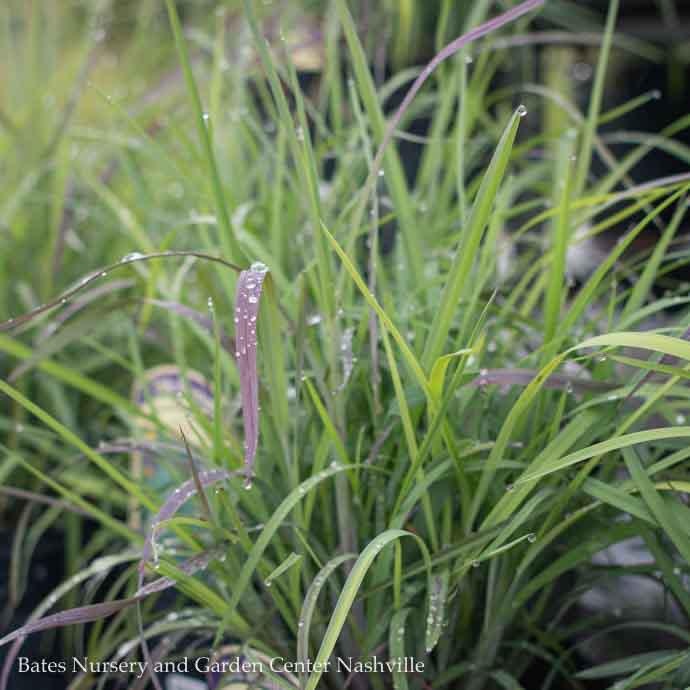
[1,1,690,689]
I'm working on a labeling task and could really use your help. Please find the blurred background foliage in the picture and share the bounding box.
[3,2,690,687]
[2,0,690,514]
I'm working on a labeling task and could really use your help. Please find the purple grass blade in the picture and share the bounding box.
[0,486,91,516]
[0,552,139,690]
[50,440,209,484]
[36,279,135,341]
[366,0,544,185]
[0,548,223,649]
[365,423,394,465]
[146,299,235,351]
[1,639,23,690]
[0,599,136,647]
[471,368,614,394]
[0,250,240,333]
[139,470,232,573]
[234,262,269,486]
[95,439,199,458]
[6,280,136,382]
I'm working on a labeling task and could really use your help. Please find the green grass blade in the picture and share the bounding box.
[214,464,356,645]
[621,196,687,321]
[423,106,524,368]
[0,379,156,511]
[297,553,357,689]
[163,0,243,263]
[321,223,430,396]
[573,0,619,195]
[304,529,431,690]
[389,608,411,690]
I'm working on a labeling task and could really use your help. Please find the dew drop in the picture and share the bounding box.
[527,533,537,543]
[676,414,686,425]
[250,261,268,273]
[572,62,593,82]
[121,252,144,263]
[516,104,528,117]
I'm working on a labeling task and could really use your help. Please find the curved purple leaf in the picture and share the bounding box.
[470,368,613,394]
[0,547,223,651]
[0,599,135,647]
[146,299,235,352]
[36,279,135,341]
[0,553,138,690]
[0,486,90,516]
[0,250,240,333]
[234,263,269,485]
[139,469,232,573]
[368,0,544,182]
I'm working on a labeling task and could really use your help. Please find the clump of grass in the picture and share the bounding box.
[2,1,690,689]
